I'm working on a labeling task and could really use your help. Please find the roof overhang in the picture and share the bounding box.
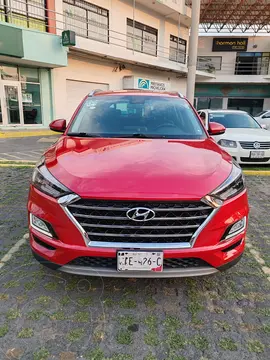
[187,0,270,33]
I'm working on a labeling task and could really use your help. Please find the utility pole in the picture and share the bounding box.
[186,0,201,104]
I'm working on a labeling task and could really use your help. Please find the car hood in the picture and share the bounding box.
[45,137,232,200]
[216,128,270,141]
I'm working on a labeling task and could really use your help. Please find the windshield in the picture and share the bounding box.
[68,95,206,139]
[255,111,266,117]
[209,112,261,129]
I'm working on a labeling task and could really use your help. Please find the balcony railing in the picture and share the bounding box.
[0,0,47,31]
[0,0,188,67]
[197,61,270,75]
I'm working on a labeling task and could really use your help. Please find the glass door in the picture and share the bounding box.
[0,81,24,126]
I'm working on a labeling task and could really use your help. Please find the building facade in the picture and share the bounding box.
[0,1,67,129]
[0,0,198,128]
[195,35,270,115]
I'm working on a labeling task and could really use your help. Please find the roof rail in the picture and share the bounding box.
[88,89,103,97]
[178,92,185,98]
[170,91,185,98]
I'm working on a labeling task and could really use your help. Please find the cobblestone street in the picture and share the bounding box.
[0,168,269,360]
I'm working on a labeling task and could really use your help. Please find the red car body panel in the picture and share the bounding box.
[45,137,232,200]
[28,91,249,277]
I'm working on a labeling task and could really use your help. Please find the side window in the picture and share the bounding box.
[199,111,207,127]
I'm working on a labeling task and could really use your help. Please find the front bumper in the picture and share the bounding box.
[220,145,270,165]
[32,250,243,278]
[28,185,249,277]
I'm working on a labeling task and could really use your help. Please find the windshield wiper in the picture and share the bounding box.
[130,133,150,138]
[129,133,167,139]
[68,132,101,137]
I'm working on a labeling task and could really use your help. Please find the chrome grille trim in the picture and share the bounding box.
[71,213,208,221]
[240,141,270,149]
[86,232,194,238]
[65,198,216,249]
[69,204,211,212]
[80,223,200,230]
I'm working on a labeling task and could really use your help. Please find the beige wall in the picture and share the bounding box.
[55,0,189,72]
[53,55,187,121]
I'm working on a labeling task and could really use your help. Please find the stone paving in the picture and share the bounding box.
[0,168,269,360]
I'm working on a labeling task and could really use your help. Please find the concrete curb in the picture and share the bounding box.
[0,164,35,168]
[0,160,36,164]
[0,130,55,139]
[243,170,270,176]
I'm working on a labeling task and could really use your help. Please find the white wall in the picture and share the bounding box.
[263,98,270,110]
[53,55,187,121]
[197,36,270,84]
[55,0,190,73]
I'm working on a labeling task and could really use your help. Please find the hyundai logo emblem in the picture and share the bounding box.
[253,142,261,149]
[126,207,155,222]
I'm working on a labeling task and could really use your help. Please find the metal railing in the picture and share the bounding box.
[1,0,188,66]
[197,61,270,75]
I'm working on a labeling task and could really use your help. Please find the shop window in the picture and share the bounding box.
[20,67,39,83]
[235,52,270,75]
[63,0,109,43]
[228,98,264,116]
[21,83,42,124]
[0,0,46,32]
[169,35,187,64]
[196,97,223,110]
[127,19,158,56]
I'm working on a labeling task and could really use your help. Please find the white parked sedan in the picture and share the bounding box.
[254,110,270,130]
[198,109,270,165]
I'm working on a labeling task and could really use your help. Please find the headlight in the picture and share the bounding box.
[32,165,72,198]
[218,139,237,148]
[203,164,245,207]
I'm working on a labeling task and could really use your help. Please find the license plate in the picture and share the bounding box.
[117,251,163,272]
[250,151,265,159]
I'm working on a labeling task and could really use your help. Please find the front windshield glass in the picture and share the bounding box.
[68,95,206,139]
[209,112,261,129]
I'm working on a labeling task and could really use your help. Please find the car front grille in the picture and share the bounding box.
[67,199,213,245]
[240,157,270,163]
[68,256,211,269]
[240,141,270,149]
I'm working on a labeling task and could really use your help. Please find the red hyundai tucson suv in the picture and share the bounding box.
[28,90,249,278]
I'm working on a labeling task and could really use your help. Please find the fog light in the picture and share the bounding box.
[222,217,246,240]
[228,218,245,235]
[30,214,53,237]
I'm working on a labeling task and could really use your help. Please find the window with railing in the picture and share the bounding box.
[197,56,222,73]
[63,0,109,43]
[127,18,158,56]
[235,52,270,75]
[169,35,186,64]
[0,0,46,31]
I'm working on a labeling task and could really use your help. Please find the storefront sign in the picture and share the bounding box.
[62,30,76,47]
[212,38,248,52]
[137,78,168,91]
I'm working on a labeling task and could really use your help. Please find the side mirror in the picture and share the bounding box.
[208,122,226,136]
[261,124,267,129]
[49,119,66,133]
